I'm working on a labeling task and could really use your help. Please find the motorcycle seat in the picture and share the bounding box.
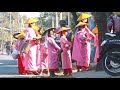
[105,33,116,37]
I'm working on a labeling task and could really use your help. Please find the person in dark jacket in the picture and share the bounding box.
[107,12,120,34]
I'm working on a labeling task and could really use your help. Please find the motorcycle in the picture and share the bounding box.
[98,32,120,76]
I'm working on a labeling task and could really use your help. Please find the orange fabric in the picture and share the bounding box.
[92,26,98,34]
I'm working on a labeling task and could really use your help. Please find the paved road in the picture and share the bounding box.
[72,70,120,78]
[0,54,18,75]
[0,54,44,78]
[0,53,120,78]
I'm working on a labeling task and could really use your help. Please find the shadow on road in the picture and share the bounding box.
[0,55,18,75]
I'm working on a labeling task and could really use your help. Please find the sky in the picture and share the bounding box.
[19,12,40,18]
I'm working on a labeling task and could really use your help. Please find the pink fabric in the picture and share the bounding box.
[39,43,48,71]
[77,30,91,67]
[85,26,95,40]
[48,37,61,71]
[24,27,37,71]
[72,34,80,61]
[15,39,19,49]
[36,44,41,71]
[60,35,72,69]
[72,27,95,67]
[94,34,99,63]
[24,27,36,40]
[36,43,48,72]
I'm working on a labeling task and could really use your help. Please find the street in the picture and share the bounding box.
[0,53,120,78]
[0,54,18,75]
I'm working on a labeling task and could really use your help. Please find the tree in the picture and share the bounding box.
[70,12,79,25]
[0,12,28,49]
[38,12,56,32]
[91,12,112,71]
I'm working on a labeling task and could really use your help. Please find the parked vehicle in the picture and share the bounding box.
[98,32,120,76]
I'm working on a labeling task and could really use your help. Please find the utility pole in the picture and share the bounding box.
[56,12,58,27]
[20,15,22,32]
[68,12,71,27]
[52,16,54,27]
[60,12,63,20]
[22,17,24,31]
[1,20,3,54]
[10,12,12,45]
[12,20,14,34]
[18,14,20,32]
[1,13,6,54]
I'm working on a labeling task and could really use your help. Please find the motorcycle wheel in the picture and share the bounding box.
[102,49,120,76]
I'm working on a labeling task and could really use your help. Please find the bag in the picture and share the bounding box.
[23,43,32,54]
[18,39,29,52]
[12,48,19,60]
[17,39,30,54]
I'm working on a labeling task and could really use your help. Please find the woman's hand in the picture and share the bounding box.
[65,44,69,48]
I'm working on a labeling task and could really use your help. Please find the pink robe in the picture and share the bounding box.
[77,30,91,68]
[60,35,72,74]
[60,35,72,69]
[39,43,48,72]
[24,27,37,72]
[85,26,95,40]
[72,27,95,69]
[72,33,80,61]
[94,34,99,63]
[36,44,41,71]
[48,37,61,71]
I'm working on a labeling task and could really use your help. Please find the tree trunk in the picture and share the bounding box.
[68,12,71,27]
[92,12,110,71]
[70,12,79,25]
[92,12,112,50]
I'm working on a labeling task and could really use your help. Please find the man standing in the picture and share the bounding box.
[107,12,120,34]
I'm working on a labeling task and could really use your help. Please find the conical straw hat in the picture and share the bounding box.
[25,18,38,24]
[32,25,42,36]
[75,22,88,27]
[15,32,25,39]
[56,27,71,34]
[77,13,92,21]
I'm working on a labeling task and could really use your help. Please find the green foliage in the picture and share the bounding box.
[0,12,28,45]
[38,12,55,32]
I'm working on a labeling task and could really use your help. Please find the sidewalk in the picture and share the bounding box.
[0,54,13,60]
